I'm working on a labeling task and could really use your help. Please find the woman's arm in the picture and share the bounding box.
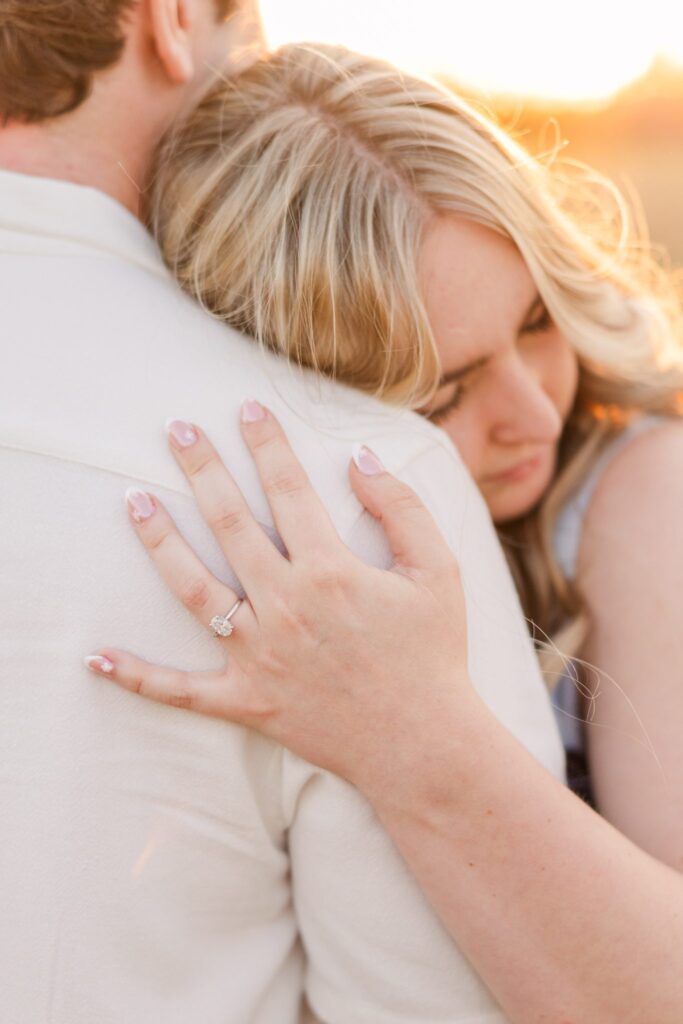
[576,422,683,868]
[88,406,683,1024]
[369,698,683,1024]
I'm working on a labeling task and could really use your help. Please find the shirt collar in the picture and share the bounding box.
[0,168,169,278]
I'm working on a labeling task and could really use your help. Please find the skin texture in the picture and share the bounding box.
[88,405,683,1024]
[419,218,683,873]
[576,421,683,870]
[419,216,579,522]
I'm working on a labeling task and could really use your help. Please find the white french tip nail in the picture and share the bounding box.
[85,655,115,675]
[165,417,199,448]
[352,443,384,477]
[125,487,156,523]
[164,416,193,431]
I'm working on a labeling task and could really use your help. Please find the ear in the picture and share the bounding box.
[148,0,195,85]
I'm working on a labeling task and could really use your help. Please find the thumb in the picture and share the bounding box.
[350,445,452,573]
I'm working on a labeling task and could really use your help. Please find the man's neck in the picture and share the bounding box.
[0,119,155,219]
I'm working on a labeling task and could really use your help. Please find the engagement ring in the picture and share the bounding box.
[210,600,243,638]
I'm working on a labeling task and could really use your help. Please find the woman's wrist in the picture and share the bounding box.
[355,679,493,818]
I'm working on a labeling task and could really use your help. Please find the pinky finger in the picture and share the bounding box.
[84,650,251,724]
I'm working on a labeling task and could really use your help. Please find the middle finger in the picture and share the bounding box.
[165,419,288,597]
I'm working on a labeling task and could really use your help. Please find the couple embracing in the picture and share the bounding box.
[2,2,683,1022]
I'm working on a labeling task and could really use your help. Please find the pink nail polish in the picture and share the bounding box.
[353,444,384,476]
[126,488,156,523]
[241,398,267,424]
[166,418,199,448]
[85,655,115,675]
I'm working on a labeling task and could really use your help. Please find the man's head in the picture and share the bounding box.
[0,0,244,124]
[0,0,264,210]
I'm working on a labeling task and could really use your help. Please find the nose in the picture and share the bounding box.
[490,354,563,447]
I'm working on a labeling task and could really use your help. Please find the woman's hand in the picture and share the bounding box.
[85,403,683,1024]
[86,400,476,796]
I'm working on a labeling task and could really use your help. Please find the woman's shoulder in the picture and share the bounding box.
[577,416,683,579]
[554,417,682,581]
[584,417,683,521]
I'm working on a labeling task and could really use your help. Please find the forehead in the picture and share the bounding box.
[419,215,536,365]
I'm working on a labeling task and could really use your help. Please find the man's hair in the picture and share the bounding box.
[0,0,236,124]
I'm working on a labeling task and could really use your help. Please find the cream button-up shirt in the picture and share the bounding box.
[0,169,565,1024]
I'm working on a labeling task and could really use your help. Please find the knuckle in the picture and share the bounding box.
[169,689,195,710]
[208,502,248,538]
[185,449,216,481]
[263,468,305,499]
[242,693,279,729]
[128,672,145,696]
[249,430,281,455]
[144,523,173,554]
[388,487,422,514]
[288,606,315,633]
[309,562,345,593]
[178,577,213,613]
[287,561,352,613]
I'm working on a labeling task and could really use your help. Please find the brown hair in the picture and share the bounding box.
[0,0,236,125]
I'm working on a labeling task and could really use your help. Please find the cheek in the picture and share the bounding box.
[438,408,486,479]
[547,336,580,420]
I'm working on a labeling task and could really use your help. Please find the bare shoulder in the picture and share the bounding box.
[577,419,683,585]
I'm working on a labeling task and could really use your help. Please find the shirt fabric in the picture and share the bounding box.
[0,169,565,1024]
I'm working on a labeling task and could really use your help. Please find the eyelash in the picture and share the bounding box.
[428,307,553,424]
[428,382,468,424]
[524,306,552,334]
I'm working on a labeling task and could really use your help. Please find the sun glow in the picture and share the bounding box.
[259,0,683,102]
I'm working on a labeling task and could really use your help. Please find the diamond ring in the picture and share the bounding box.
[210,600,244,639]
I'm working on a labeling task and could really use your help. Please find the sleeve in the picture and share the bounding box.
[280,433,564,1023]
[282,757,507,1024]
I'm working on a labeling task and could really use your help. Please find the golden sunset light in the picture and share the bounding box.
[259,0,683,101]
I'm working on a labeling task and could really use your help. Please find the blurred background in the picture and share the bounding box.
[259,0,683,262]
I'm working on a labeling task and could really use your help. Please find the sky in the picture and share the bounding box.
[258,0,683,102]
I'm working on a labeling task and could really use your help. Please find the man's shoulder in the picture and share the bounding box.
[101,263,471,523]
[1,241,471,538]
[127,267,467,474]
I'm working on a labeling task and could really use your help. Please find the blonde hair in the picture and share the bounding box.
[149,43,683,676]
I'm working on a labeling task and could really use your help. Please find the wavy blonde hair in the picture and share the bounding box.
[148,43,683,678]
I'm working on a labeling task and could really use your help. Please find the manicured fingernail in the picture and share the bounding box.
[353,444,384,476]
[166,418,199,449]
[241,398,267,424]
[85,655,115,676]
[126,488,156,523]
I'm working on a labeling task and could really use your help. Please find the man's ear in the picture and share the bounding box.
[148,0,195,85]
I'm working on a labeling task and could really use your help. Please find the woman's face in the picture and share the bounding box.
[419,216,580,523]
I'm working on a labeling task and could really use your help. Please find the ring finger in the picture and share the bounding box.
[125,487,258,644]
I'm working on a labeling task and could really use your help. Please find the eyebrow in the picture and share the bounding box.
[436,292,544,388]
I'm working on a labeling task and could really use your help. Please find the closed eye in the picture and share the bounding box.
[522,304,552,335]
[426,381,468,423]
